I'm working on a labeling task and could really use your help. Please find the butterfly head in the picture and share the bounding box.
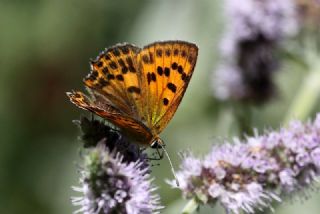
[150,136,165,149]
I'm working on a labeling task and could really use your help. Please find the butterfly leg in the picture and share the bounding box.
[155,147,164,159]
[146,147,164,160]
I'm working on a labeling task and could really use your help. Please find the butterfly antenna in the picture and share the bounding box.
[158,143,180,187]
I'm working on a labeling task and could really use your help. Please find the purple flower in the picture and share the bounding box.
[169,114,320,214]
[224,0,298,45]
[213,0,298,103]
[72,145,162,214]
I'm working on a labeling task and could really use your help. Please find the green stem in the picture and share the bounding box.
[284,61,320,123]
[233,104,254,138]
[181,198,198,214]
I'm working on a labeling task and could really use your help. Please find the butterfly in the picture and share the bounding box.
[67,41,198,150]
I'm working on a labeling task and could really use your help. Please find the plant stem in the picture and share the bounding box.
[284,61,320,123]
[234,104,254,138]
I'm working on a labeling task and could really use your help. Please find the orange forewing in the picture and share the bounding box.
[84,44,143,119]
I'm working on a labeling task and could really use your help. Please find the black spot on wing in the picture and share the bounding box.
[116,74,124,81]
[171,62,178,70]
[118,59,128,74]
[102,67,109,74]
[96,61,103,68]
[173,49,179,56]
[104,54,111,60]
[167,83,177,93]
[147,72,157,84]
[181,50,187,58]
[156,49,162,57]
[163,98,169,106]
[107,74,115,80]
[149,53,154,63]
[99,78,109,87]
[113,48,121,57]
[118,59,126,67]
[177,65,184,74]
[92,70,98,77]
[109,61,117,70]
[164,67,170,77]
[120,46,129,54]
[181,72,187,81]
[127,86,141,94]
[165,49,171,56]
[151,72,156,81]
[121,67,128,74]
[126,57,136,73]
[157,66,163,76]
[142,54,150,64]
[147,73,151,84]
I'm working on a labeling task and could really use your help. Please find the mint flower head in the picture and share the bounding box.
[71,117,162,214]
[72,145,162,214]
[169,114,320,214]
[213,0,298,103]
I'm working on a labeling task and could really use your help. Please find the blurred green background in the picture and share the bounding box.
[1,0,320,213]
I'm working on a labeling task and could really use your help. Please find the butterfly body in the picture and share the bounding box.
[67,41,198,147]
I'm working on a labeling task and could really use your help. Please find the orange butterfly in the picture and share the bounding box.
[67,41,198,149]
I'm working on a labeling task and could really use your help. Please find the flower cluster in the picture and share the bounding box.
[213,0,298,103]
[72,117,161,214]
[169,114,320,214]
[72,146,162,214]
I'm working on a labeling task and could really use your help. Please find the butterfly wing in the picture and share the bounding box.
[84,44,145,119]
[67,41,198,145]
[67,91,153,143]
[136,41,198,134]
